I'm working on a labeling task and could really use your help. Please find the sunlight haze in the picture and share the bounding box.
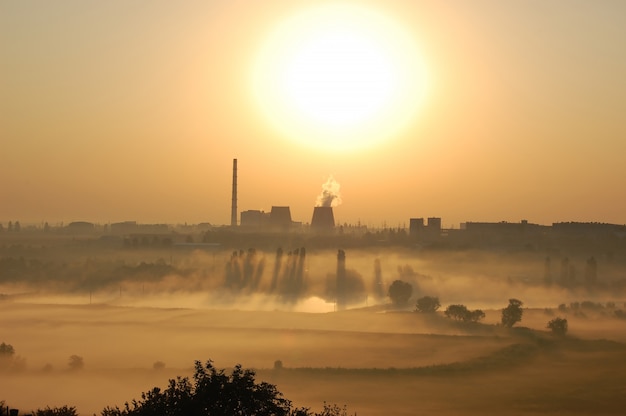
[1,0,625,227]
[252,3,427,152]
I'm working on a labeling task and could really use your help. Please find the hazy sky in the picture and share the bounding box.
[2,0,626,228]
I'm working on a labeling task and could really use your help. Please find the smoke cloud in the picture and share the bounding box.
[315,175,342,207]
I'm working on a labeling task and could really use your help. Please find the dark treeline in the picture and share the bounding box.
[2,223,626,307]
[1,246,626,307]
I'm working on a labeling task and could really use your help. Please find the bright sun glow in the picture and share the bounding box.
[252,4,428,152]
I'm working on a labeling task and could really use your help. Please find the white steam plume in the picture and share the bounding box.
[316,175,342,207]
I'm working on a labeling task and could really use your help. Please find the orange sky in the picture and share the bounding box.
[2,0,625,228]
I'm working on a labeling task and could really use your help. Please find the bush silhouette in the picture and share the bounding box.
[68,355,84,371]
[0,342,15,357]
[444,304,485,323]
[34,405,78,416]
[388,280,412,307]
[101,360,353,416]
[415,296,440,313]
[0,341,26,372]
[501,298,524,328]
[547,317,568,335]
[0,342,15,370]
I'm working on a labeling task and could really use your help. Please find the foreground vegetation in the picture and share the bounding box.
[2,302,626,415]
[101,360,352,416]
[3,361,354,416]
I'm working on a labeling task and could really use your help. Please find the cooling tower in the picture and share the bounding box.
[269,206,292,230]
[311,206,335,231]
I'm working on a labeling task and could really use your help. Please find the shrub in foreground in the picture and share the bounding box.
[101,360,352,416]
[34,405,78,416]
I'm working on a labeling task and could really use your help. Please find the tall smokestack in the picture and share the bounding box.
[231,158,237,227]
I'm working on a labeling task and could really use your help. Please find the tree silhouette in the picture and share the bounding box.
[415,296,440,313]
[547,317,568,335]
[0,342,15,357]
[0,342,15,371]
[101,360,352,416]
[68,355,84,371]
[501,298,524,328]
[468,309,486,322]
[0,341,25,372]
[444,304,485,322]
[101,360,292,416]
[388,280,412,307]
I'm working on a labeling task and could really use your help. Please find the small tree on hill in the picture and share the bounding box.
[468,309,486,322]
[445,304,470,321]
[547,317,568,335]
[0,342,26,372]
[0,342,15,357]
[0,341,15,369]
[68,355,84,371]
[444,304,485,323]
[415,296,440,313]
[501,298,524,328]
[388,280,412,307]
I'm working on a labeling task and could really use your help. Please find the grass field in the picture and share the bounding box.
[2,300,626,415]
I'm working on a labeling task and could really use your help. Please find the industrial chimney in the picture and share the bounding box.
[231,158,237,227]
[310,206,335,231]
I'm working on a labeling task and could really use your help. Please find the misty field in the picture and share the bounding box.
[2,238,626,414]
[2,301,626,415]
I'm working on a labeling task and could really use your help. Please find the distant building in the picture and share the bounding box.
[409,217,441,239]
[66,221,95,234]
[137,224,169,234]
[464,220,530,234]
[110,221,138,235]
[552,222,626,237]
[409,218,424,235]
[270,206,293,230]
[240,210,269,228]
[427,217,441,232]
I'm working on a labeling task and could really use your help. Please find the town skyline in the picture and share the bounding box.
[3,1,626,229]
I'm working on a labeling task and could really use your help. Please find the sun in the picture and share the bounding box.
[252,3,428,152]
[283,27,395,128]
